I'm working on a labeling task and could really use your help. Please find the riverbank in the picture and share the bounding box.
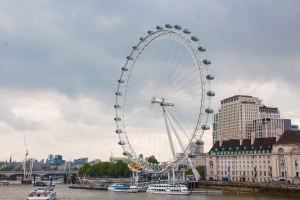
[198,181,300,198]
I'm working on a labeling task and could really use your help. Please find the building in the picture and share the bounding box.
[45,154,65,165]
[291,124,300,131]
[213,95,285,143]
[212,113,219,145]
[253,118,291,138]
[110,157,130,164]
[206,134,276,181]
[271,130,300,182]
[89,159,102,166]
[190,141,206,167]
[74,157,88,165]
[218,95,260,141]
[206,130,300,182]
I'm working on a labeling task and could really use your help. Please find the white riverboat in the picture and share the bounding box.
[27,187,57,200]
[108,184,139,193]
[147,184,190,195]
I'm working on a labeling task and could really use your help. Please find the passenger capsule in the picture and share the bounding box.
[123,151,130,156]
[156,26,163,30]
[115,129,123,134]
[183,29,191,34]
[114,117,121,121]
[165,24,173,29]
[118,141,125,145]
[201,125,210,130]
[174,25,182,30]
[126,56,133,60]
[198,46,206,52]
[115,92,122,96]
[118,79,125,83]
[188,153,196,158]
[114,105,121,109]
[147,30,153,34]
[196,140,204,145]
[205,108,214,114]
[121,67,128,71]
[191,36,199,41]
[140,37,143,41]
[132,46,139,50]
[206,74,214,80]
[202,59,211,65]
[206,90,215,97]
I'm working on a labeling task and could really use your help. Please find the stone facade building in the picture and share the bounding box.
[206,130,300,182]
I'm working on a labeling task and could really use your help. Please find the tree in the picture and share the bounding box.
[79,163,91,175]
[107,163,116,176]
[99,162,111,176]
[86,168,91,176]
[115,160,125,177]
[185,165,206,176]
[148,157,158,164]
[0,166,14,171]
[124,165,131,177]
[72,167,78,170]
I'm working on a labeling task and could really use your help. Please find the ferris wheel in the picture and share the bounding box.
[114,24,215,175]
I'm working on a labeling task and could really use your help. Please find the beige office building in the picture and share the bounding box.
[218,95,260,141]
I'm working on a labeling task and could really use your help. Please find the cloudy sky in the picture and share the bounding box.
[1,0,300,162]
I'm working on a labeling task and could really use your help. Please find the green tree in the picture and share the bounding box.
[99,162,111,176]
[148,157,158,164]
[196,165,205,177]
[107,163,116,176]
[0,166,15,171]
[72,167,78,170]
[124,165,131,177]
[185,165,206,176]
[86,168,91,176]
[79,163,91,175]
[115,160,125,177]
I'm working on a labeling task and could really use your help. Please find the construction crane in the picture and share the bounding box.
[247,79,270,95]
[239,79,270,95]
[24,135,28,160]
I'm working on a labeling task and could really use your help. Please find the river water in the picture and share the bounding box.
[0,182,297,200]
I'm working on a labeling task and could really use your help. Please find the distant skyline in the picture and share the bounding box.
[1,0,300,161]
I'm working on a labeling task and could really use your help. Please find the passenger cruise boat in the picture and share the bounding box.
[27,187,57,200]
[147,184,190,195]
[108,184,139,193]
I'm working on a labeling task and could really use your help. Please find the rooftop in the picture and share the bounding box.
[210,137,276,152]
[276,130,300,145]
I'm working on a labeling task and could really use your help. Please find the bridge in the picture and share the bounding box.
[0,158,78,180]
[0,170,78,177]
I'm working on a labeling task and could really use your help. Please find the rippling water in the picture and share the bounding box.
[0,182,296,200]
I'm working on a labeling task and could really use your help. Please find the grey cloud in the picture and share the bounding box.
[0,103,41,131]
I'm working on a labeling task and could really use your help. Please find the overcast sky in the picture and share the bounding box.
[1,0,300,162]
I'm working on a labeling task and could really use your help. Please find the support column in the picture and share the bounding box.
[162,107,175,157]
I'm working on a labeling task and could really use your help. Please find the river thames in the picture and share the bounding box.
[0,183,298,200]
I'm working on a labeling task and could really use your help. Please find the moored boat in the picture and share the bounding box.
[0,181,10,185]
[34,181,55,187]
[108,184,138,193]
[27,187,56,200]
[147,184,190,195]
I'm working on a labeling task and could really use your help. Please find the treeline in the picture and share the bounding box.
[79,161,130,178]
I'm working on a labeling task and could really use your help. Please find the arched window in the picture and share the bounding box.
[278,148,284,153]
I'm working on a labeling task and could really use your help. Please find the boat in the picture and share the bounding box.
[34,181,56,187]
[147,184,190,195]
[27,187,57,200]
[108,184,139,193]
[0,181,10,185]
